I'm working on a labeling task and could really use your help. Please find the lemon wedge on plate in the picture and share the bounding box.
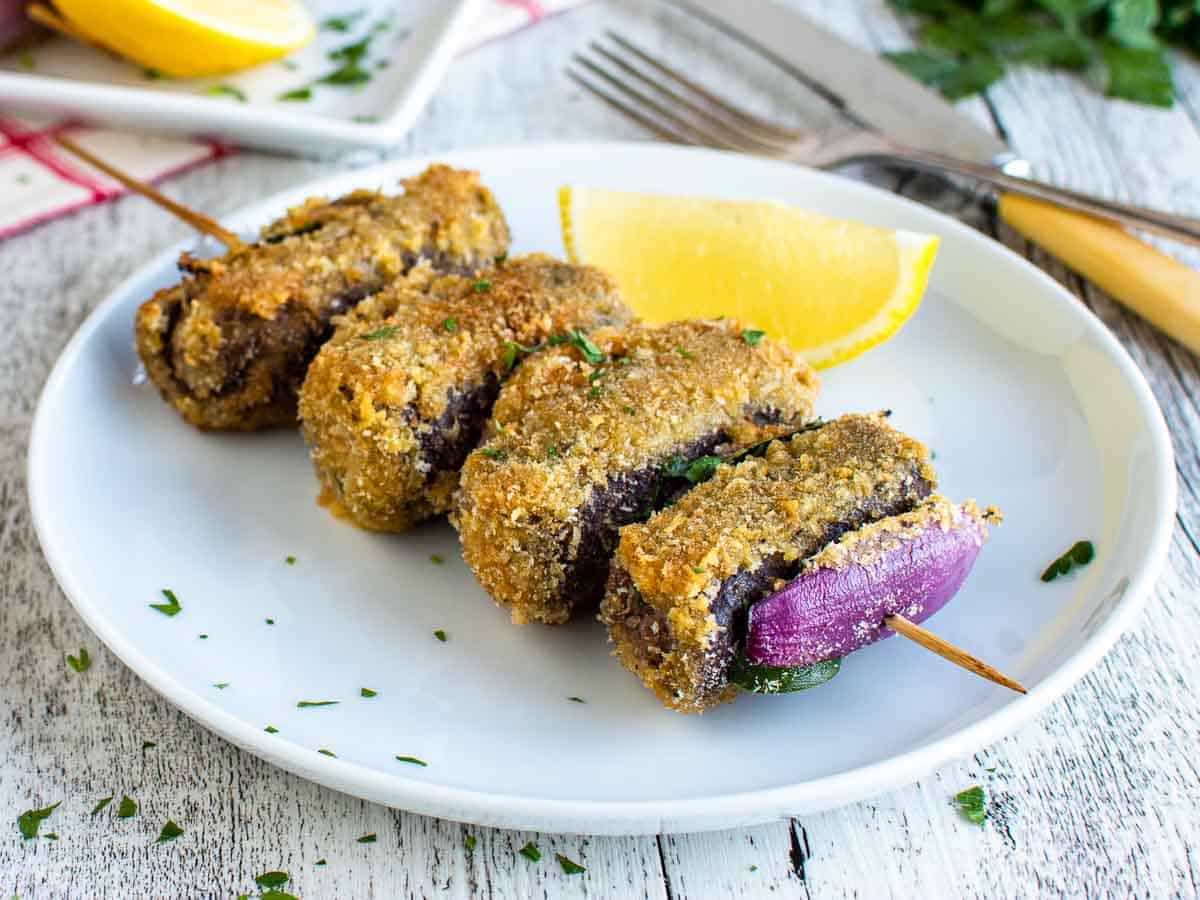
[54,0,315,77]
[559,186,939,369]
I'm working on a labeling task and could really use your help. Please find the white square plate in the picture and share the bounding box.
[0,0,479,155]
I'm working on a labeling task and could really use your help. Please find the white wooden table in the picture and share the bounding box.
[4,2,1200,896]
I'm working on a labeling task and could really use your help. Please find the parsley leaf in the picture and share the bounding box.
[285,555,297,566]
[297,700,339,708]
[265,725,279,734]
[18,801,60,839]
[117,795,137,819]
[443,317,458,333]
[315,858,327,866]
[473,277,493,292]
[66,648,90,673]
[480,448,506,461]
[518,841,541,862]
[155,820,184,843]
[205,84,247,102]
[91,796,113,816]
[256,872,290,889]
[434,629,448,642]
[142,741,157,751]
[277,87,312,102]
[663,454,723,485]
[361,325,398,341]
[1040,539,1095,581]
[361,687,377,697]
[954,785,988,825]
[357,833,377,843]
[464,833,477,851]
[675,346,695,360]
[741,329,766,346]
[500,340,533,372]
[567,696,586,703]
[213,682,229,690]
[395,755,427,766]
[318,748,337,757]
[556,853,586,874]
[150,588,182,617]
[565,329,606,365]
[322,9,365,31]
[430,554,444,565]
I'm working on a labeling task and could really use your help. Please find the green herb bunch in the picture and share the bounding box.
[886,0,1198,106]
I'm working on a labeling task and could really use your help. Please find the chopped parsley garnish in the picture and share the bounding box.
[675,346,694,360]
[500,340,533,372]
[318,35,373,85]
[360,687,377,697]
[692,566,706,574]
[518,841,541,862]
[285,555,296,565]
[117,795,137,819]
[278,87,312,102]
[318,748,337,757]
[480,448,506,461]
[586,385,601,401]
[395,755,427,767]
[66,648,90,673]
[741,329,765,346]
[473,278,493,293]
[623,405,636,415]
[434,629,447,642]
[429,554,444,565]
[265,725,279,734]
[361,325,398,341]
[954,785,987,825]
[315,858,327,866]
[296,700,339,708]
[322,9,365,31]
[567,696,585,703]
[1041,540,1095,581]
[91,796,113,816]
[588,368,606,383]
[198,634,208,639]
[443,317,458,333]
[357,833,377,843]
[151,589,182,617]
[265,619,275,625]
[564,329,606,365]
[750,864,759,871]
[556,853,586,874]
[494,252,508,264]
[352,114,379,123]
[44,832,58,840]
[255,872,290,889]
[206,84,247,102]
[213,682,229,690]
[663,454,723,485]
[155,820,184,843]
[142,741,157,750]
[17,801,60,839]
[547,446,559,459]
[464,833,476,851]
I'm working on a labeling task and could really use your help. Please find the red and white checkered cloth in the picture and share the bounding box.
[0,0,584,241]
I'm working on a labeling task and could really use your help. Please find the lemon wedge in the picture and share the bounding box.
[560,186,939,369]
[55,0,315,77]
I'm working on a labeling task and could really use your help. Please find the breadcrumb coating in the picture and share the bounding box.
[601,412,936,713]
[453,319,820,625]
[135,164,510,431]
[299,254,630,532]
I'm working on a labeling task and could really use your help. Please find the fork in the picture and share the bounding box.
[569,31,1200,249]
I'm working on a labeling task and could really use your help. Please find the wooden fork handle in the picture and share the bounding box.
[998,194,1200,356]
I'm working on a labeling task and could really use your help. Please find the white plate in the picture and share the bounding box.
[0,1,478,155]
[28,143,1175,835]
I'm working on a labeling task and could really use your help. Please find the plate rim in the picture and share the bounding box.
[27,141,1178,834]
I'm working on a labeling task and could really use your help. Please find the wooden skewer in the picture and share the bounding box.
[51,133,244,252]
[26,3,101,49]
[884,613,1027,695]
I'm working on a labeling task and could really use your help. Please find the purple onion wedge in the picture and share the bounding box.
[745,496,999,668]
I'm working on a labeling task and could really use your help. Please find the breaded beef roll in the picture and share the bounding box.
[600,413,935,713]
[299,254,630,532]
[454,319,820,625]
[135,164,510,431]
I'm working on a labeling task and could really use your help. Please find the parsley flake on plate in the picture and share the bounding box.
[66,648,90,673]
[265,726,279,734]
[434,629,447,642]
[285,556,297,566]
[155,820,184,843]
[205,84,247,102]
[117,795,137,819]
[150,589,182,617]
[429,554,444,565]
[321,9,365,31]
[17,801,60,839]
[265,619,275,625]
[556,853,586,874]
[361,687,377,698]
[256,871,290,889]
[277,87,312,102]
[1041,540,1095,582]
[518,841,541,862]
[297,700,338,708]
[315,858,327,866]
[142,741,157,751]
[357,833,377,843]
[318,749,337,757]
[91,796,113,816]
[395,755,427,767]
[567,696,585,703]
[954,785,987,826]
[213,682,229,690]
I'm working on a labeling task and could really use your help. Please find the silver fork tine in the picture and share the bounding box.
[569,56,754,153]
[585,41,783,155]
[567,69,702,147]
[604,30,807,144]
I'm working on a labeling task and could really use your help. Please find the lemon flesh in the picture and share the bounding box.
[560,186,939,369]
[55,0,315,77]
